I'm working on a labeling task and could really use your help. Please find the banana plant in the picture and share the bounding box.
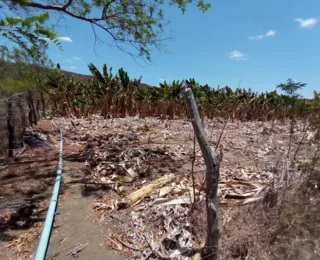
[159,80,170,99]
[170,80,184,100]
[88,63,117,95]
[118,67,130,90]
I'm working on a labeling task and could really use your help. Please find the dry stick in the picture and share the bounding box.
[40,91,46,117]
[307,144,320,188]
[191,134,197,204]
[7,96,14,157]
[287,117,294,159]
[183,88,220,260]
[66,242,89,256]
[215,119,228,151]
[199,105,236,198]
[275,151,283,173]
[27,90,37,125]
[210,102,237,147]
[115,236,143,252]
[0,91,25,102]
[248,141,260,173]
[209,118,215,142]
[293,122,310,160]
[16,95,28,129]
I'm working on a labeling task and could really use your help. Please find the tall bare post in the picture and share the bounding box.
[16,95,28,129]
[183,88,220,260]
[7,96,14,157]
[36,100,41,119]
[40,91,46,117]
[27,90,37,125]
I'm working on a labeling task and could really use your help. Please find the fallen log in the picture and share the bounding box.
[116,173,176,209]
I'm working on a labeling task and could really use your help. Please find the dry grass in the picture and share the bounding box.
[1,223,43,260]
[188,160,320,260]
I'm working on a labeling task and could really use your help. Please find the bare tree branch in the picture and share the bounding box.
[183,88,220,260]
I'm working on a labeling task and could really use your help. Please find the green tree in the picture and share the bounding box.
[0,6,60,57]
[277,78,307,158]
[276,78,307,97]
[1,0,211,60]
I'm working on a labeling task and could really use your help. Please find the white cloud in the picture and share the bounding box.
[295,18,318,28]
[248,29,276,40]
[248,34,264,40]
[57,36,73,42]
[69,66,76,70]
[266,30,276,37]
[73,56,81,60]
[228,50,247,61]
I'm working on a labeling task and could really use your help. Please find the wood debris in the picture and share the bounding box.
[66,242,89,257]
[116,173,176,209]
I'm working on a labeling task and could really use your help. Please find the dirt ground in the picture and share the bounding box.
[0,117,319,259]
[0,120,124,260]
[45,160,124,260]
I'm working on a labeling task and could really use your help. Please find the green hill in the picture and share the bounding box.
[0,61,154,92]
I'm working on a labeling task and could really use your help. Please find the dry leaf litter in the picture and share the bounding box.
[53,116,315,259]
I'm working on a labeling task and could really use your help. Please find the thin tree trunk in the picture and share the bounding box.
[40,91,46,117]
[36,69,46,118]
[294,122,310,160]
[183,88,220,260]
[7,96,14,157]
[287,116,294,159]
[27,90,37,125]
[17,96,28,129]
[36,100,41,119]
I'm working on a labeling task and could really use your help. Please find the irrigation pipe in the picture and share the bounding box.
[34,119,63,260]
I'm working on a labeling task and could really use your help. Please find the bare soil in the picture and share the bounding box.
[45,161,124,260]
[0,120,124,260]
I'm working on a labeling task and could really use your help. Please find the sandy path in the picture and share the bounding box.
[46,162,124,260]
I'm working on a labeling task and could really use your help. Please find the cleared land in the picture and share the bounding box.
[0,117,319,259]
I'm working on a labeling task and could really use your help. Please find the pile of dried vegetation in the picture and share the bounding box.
[53,115,320,259]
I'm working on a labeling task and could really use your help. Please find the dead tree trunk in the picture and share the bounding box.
[7,96,14,157]
[27,90,37,125]
[183,88,220,260]
[16,96,28,129]
[36,100,41,119]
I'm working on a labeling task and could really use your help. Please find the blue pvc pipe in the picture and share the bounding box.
[34,119,63,260]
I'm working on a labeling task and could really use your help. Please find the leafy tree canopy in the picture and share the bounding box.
[276,78,307,97]
[1,0,211,60]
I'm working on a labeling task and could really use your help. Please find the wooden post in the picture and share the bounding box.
[27,90,37,125]
[40,91,46,118]
[183,88,220,260]
[7,96,14,157]
[27,92,32,125]
[36,99,41,119]
[17,95,28,129]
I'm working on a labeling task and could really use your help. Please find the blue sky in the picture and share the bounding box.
[47,0,320,97]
